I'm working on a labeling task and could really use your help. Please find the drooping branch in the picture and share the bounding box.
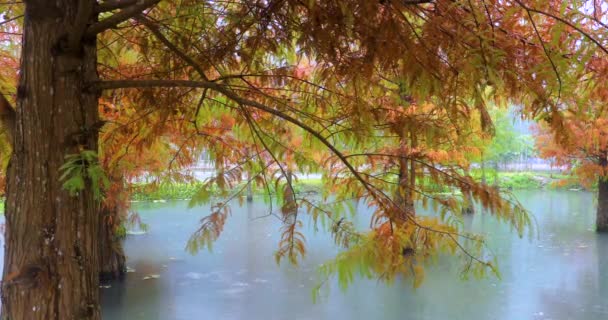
[91,79,376,197]
[85,0,160,37]
[92,79,524,271]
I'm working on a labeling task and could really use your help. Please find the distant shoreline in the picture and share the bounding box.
[128,171,589,203]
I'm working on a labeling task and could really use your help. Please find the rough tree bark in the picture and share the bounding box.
[99,175,127,282]
[1,1,102,319]
[597,155,608,232]
[99,207,127,282]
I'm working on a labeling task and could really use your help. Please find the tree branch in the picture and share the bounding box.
[401,0,433,4]
[92,78,522,266]
[91,79,376,197]
[0,14,23,28]
[85,0,160,36]
[522,6,562,105]
[95,0,139,12]
[513,0,608,55]
[135,15,209,81]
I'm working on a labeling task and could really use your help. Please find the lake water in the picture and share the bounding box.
[63,191,608,319]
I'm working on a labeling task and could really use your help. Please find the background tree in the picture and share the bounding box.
[479,108,532,183]
[535,111,608,231]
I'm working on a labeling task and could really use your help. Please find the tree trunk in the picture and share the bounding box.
[462,192,475,215]
[480,158,486,185]
[462,169,475,215]
[395,149,415,217]
[99,207,126,282]
[493,161,499,187]
[286,169,293,186]
[99,176,127,281]
[396,141,415,257]
[1,2,102,319]
[246,172,253,202]
[246,181,254,202]
[408,129,417,215]
[597,156,608,232]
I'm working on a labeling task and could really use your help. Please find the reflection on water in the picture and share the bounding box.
[97,191,606,319]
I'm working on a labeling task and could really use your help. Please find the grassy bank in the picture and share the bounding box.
[470,171,587,190]
[130,178,324,202]
[129,171,589,202]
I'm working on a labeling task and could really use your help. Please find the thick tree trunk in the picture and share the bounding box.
[597,157,608,232]
[99,207,126,282]
[1,2,102,319]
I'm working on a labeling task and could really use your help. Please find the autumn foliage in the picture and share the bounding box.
[0,2,608,315]
[536,115,608,188]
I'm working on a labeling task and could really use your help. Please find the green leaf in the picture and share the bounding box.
[59,150,109,201]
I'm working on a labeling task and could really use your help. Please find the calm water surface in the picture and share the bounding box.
[98,190,607,320]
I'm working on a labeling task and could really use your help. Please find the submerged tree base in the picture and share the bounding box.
[597,210,608,232]
[99,249,127,282]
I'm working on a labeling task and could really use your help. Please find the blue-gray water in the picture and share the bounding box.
[97,190,606,319]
